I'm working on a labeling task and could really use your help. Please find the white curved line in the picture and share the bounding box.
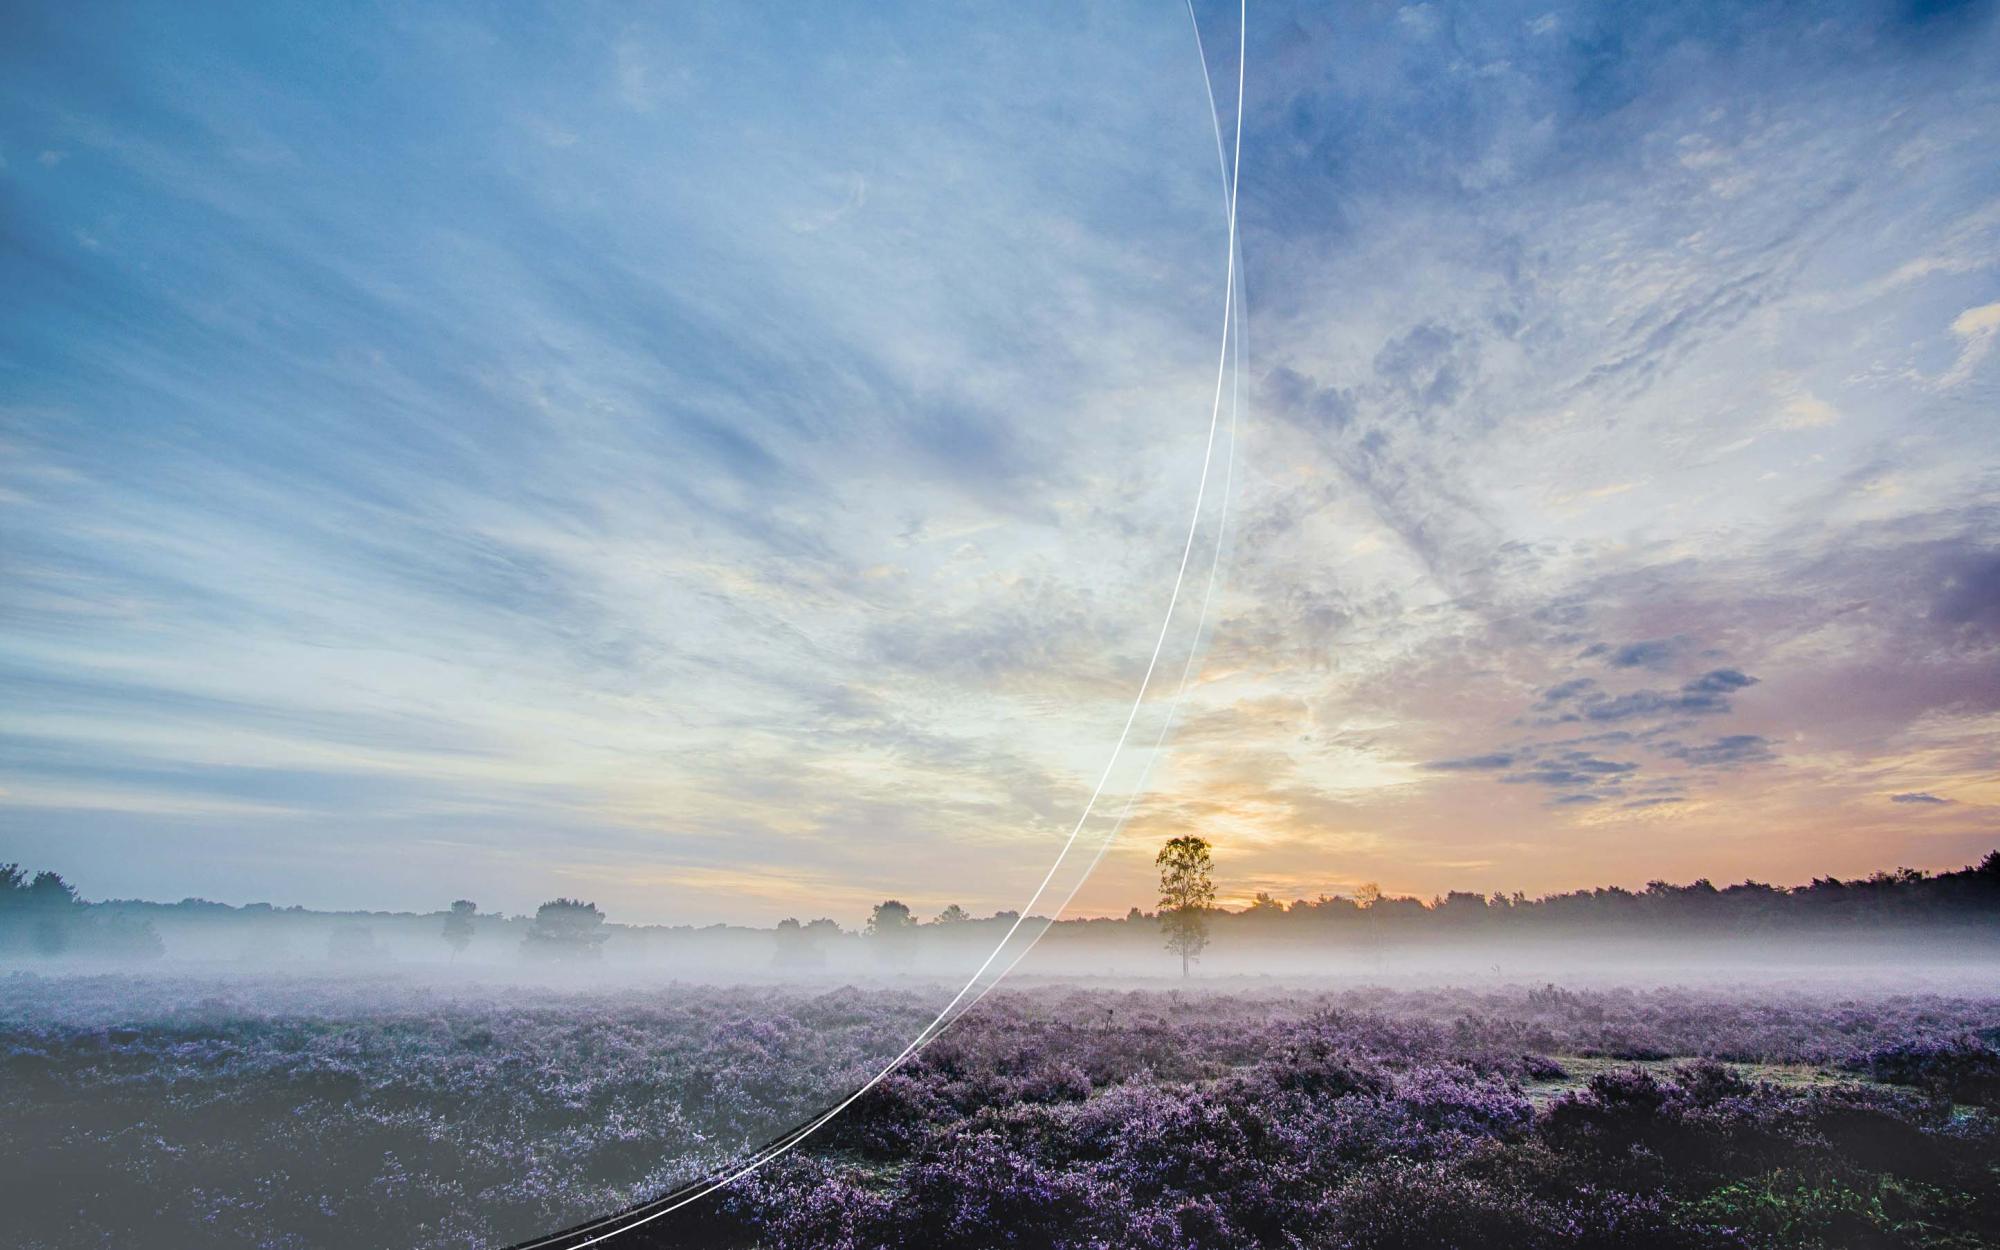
[507,5,1245,1244]
[928,0,1246,1018]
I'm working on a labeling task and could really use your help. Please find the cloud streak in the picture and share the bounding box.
[3,0,1998,921]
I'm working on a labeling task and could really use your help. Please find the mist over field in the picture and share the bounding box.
[11,851,2000,985]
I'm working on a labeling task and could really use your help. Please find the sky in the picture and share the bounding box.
[2,0,1996,926]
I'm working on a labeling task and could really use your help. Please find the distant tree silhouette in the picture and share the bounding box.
[1435,891,1487,928]
[868,900,916,934]
[27,871,78,903]
[1157,836,1215,977]
[933,903,971,925]
[25,870,80,956]
[1,866,162,961]
[772,917,825,968]
[868,899,918,966]
[442,900,477,960]
[0,864,40,953]
[522,898,608,962]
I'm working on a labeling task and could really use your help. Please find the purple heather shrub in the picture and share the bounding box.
[900,1130,1115,1249]
[705,1155,894,1250]
[1324,1160,1552,1250]
[1259,1020,1393,1102]
[833,1070,945,1157]
[1664,1059,1751,1107]
[1391,1064,1536,1142]
[1074,1080,1276,1199]
[9,976,2000,1249]
[1856,1032,2000,1108]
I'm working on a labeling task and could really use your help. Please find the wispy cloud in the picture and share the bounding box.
[3,0,1997,921]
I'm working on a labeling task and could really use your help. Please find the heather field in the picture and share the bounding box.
[7,974,2000,1250]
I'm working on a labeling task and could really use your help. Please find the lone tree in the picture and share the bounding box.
[1156,835,1215,977]
[442,900,477,960]
[522,898,608,962]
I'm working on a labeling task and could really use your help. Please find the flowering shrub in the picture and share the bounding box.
[4,974,1999,1248]
[1857,1033,2000,1108]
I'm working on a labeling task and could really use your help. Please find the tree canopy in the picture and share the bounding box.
[521,898,607,962]
[1156,835,1216,977]
[442,900,476,958]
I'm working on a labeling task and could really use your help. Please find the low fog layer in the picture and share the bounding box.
[4,850,1996,993]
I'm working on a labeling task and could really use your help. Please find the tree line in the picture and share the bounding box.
[0,865,164,958]
[5,845,1995,970]
[842,842,2000,977]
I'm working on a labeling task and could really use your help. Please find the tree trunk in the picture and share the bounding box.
[1180,950,1189,978]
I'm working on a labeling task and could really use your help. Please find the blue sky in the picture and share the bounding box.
[3,0,1996,924]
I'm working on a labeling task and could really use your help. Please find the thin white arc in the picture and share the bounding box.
[510,4,1245,1244]
[858,0,1251,1033]
[972,255,1243,1002]
[939,0,1245,1014]
[947,311,1237,1015]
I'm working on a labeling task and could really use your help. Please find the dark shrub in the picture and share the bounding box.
[1859,1034,2000,1108]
